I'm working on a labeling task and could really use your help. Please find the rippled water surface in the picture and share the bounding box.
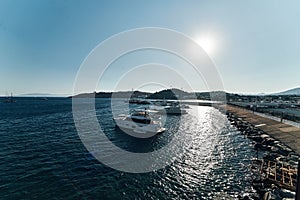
[0,98,257,199]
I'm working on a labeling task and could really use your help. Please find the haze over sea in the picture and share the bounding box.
[0,97,258,199]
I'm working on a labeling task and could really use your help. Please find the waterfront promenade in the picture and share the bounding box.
[226,105,300,155]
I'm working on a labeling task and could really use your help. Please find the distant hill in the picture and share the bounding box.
[274,87,300,96]
[147,88,192,100]
[110,91,151,98]
[71,91,151,98]
[71,89,227,100]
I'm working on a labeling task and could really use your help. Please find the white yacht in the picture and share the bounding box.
[164,105,187,115]
[113,109,165,135]
[149,102,188,115]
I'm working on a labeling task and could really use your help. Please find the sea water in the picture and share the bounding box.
[0,98,257,199]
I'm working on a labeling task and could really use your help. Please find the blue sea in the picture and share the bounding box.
[0,97,257,199]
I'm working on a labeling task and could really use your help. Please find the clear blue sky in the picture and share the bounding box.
[0,0,299,96]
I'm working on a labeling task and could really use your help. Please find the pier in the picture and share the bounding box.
[226,105,300,155]
[225,104,300,199]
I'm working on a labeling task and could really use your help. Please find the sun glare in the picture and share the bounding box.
[195,36,216,55]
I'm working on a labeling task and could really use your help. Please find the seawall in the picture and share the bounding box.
[225,105,300,155]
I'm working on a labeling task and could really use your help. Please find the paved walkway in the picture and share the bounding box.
[226,105,300,155]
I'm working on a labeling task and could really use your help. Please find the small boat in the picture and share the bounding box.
[128,98,139,104]
[164,105,187,115]
[129,98,150,104]
[113,109,165,136]
[4,93,16,103]
[150,102,187,115]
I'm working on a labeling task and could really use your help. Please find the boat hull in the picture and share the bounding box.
[113,117,165,137]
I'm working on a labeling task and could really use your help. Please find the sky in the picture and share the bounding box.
[0,0,300,96]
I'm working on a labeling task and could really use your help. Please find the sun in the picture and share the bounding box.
[195,36,216,55]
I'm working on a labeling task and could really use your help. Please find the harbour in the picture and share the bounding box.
[1,0,300,199]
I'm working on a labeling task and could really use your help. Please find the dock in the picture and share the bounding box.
[224,105,300,198]
[226,105,300,155]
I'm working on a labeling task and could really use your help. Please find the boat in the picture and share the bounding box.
[128,98,139,104]
[164,105,187,115]
[150,102,187,115]
[4,93,16,103]
[129,98,150,104]
[113,109,165,136]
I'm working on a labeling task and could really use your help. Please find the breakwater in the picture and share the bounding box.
[225,105,299,199]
